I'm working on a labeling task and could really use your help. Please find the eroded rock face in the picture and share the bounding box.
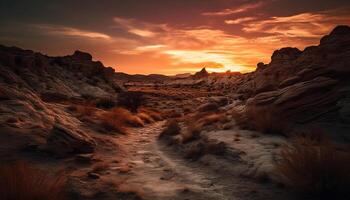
[0,45,123,99]
[247,77,340,121]
[234,25,350,123]
[0,46,123,156]
[46,123,96,157]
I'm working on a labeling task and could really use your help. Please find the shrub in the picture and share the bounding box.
[112,108,144,127]
[197,113,223,126]
[185,139,226,160]
[277,132,350,198]
[95,98,116,109]
[118,91,144,112]
[100,113,127,134]
[138,107,163,121]
[159,120,181,139]
[181,123,202,143]
[0,162,66,200]
[68,104,95,118]
[99,108,144,134]
[137,112,155,124]
[245,106,290,135]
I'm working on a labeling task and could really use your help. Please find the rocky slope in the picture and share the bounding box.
[164,25,350,125]
[240,25,350,124]
[0,46,123,158]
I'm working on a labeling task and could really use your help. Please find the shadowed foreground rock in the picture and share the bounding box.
[46,123,96,157]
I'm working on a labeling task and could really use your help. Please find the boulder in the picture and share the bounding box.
[46,123,96,157]
[247,77,339,121]
[193,68,209,79]
[72,50,92,61]
[197,102,219,112]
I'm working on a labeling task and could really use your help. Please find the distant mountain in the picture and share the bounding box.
[193,67,209,79]
[114,72,169,83]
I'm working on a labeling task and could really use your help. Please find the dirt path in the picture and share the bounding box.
[114,122,293,200]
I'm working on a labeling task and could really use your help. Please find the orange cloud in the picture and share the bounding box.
[202,1,264,16]
[242,12,350,37]
[225,17,256,24]
[33,24,111,39]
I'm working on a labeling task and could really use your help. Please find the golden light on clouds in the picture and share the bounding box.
[33,24,112,40]
[5,1,349,75]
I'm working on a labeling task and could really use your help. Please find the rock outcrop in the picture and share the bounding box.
[46,123,96,157]
[0,45,124,156]
[240,25,350,123]
[193,68,209,79]
[0,46,123,99]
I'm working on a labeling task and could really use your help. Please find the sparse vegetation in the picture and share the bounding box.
[185,139,226,160]
[68,104,95,118]
[277,132,350,198]
[138,107,163,121]
[118,91,144,112]
[100,108,145,134]
[159,120,181,139]
[95,98,117,109]
[245,106,290,135]
[137,112,155,123]
[197,113,224,126]
[181,123,202,143]
[0,162,66,200]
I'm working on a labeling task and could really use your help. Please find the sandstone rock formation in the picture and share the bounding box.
[238,25,350,123]
[0,45,123,156]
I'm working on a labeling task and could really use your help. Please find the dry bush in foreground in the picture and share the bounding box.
[181,123,202,143]
[95,98,116,109]
[100,114,127,134]
[112,108,144,127]
[245,106,290,135]
[159,120,181,139]
[197,113,224,126]
[68,104,95,118]
[138,107,163,121]
[118,91,144,112]
[277,132,350,198]
[137,112,155,124]
[0,162,66,200]
[100,108,144,134]
[185,139,226,160]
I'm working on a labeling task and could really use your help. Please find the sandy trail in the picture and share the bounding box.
[114,122,292,200]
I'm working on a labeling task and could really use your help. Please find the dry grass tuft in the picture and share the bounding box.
[197,113,223,126]
[181,123,202,143]
[113,108,144,127]
[95,98,116,109]
[159,120,181,139]
[0,162,66,200]
[68,104,95,118]
[137,112,155,124]
[118,91,145,112]
[185,139,226,160]
[138,107,163,121]
[277,132,350,198]
[100,112,128,134]
[99,108,145,134]
[245,106,290,135]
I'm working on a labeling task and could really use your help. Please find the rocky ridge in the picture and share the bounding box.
[0,46,123,157]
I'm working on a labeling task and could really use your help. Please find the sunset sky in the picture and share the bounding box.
[1,0,349,75]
